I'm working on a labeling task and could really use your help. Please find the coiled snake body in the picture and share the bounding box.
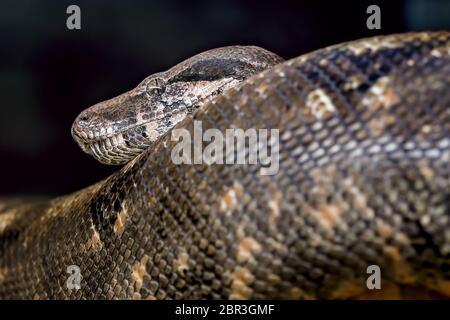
[0,32,449,299]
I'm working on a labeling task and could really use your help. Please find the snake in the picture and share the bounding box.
[0,32,449,299]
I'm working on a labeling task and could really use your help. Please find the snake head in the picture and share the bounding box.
[72,46,283,165]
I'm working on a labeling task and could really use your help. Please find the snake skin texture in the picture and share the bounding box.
[0,32,449,299]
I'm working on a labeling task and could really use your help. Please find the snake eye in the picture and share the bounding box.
[146,77,165,95]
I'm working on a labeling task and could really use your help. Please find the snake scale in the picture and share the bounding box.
[0,32,450,299]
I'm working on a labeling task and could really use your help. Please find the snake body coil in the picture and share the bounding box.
[0,32,450,299]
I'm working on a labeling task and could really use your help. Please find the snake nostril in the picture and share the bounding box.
[77,114,91,127]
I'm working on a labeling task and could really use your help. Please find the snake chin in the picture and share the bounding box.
[71,127,142,165]
[87,139,141,165]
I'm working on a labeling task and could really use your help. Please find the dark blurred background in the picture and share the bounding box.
[0,0,449,196]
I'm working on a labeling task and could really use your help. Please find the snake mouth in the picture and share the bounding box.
[71,122,152,165]
[72,121,128,143]
[71,114,166,143]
